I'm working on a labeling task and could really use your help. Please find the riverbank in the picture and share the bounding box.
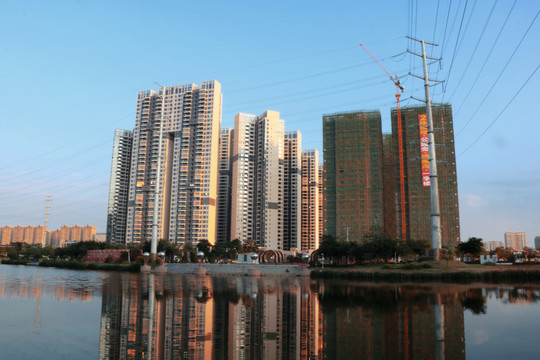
[311,261,540,282]
[4,259,540,282]
[1,259,141,272]
[166,263,309,276]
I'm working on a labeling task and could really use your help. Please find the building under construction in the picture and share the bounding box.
[323,111,384,242]
[389,104,460,247]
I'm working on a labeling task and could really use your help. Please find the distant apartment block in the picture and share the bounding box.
[106,129,133,243]
[505,231,526,250]
[0,225,48,246]
[49,225,96,247]
[94,232,107,242]
[535,236,540,250]
[323,110,384,242]
[124,81,222,245]
[486,241,504,251]
[301,149,319,252]
[0,225,95,247]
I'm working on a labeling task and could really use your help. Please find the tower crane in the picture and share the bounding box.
[360,43,407,243]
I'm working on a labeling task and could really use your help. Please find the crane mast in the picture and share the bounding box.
[360,43,407,243]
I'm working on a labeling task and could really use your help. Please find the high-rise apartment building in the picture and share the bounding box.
[486,241,504,251]
[504,232,515,249]
[125,81,222,245]
[515,232,526,250]
[505,231,526,250]
[284,131,302,251]
[106,129,133,243]
[318,163,324,242]
[230,111,285,250]
[323,111,384,242]
[535,236,540,250]
[390,104,459,247]
[216,128,233,244]
[301,149,319,252]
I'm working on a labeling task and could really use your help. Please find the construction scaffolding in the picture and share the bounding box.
[323,110,384,242]
[390,104,460,247]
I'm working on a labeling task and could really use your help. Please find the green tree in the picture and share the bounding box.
[318,236,339,264]
[197,240,212,258]
[7,247,19,260]
[182,243,197,263]
[225,239,243,260]
[458,237,484,258]
[23,246,41,261]
[408,239,430,257]
[212,243,226,262]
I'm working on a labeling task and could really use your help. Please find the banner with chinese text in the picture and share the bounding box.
[418,114,430,187]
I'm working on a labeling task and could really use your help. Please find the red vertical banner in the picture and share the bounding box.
[418,114,430,187]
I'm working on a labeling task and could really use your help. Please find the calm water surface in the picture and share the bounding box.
[1,264,539,359]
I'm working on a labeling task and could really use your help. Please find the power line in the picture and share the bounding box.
[456,9,539,136]
[441,0,469,102]
[430,0,441,59]
[454,0,517,116]
[458,63,539,157]
[446,0,498,101]
[438,0,454,60]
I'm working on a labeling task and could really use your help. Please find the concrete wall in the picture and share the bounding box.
[166,263,309,276]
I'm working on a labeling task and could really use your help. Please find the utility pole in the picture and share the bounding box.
[151,83,166,262]
[44,195,51,229]
[407,36,444,260]
[43,195,51,245]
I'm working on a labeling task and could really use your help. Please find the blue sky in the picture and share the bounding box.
[1,0,538,246]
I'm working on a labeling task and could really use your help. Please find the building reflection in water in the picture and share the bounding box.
[97,274,540,360]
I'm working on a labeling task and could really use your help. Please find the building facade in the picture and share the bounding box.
[323,110,384,242]
[230,111,285,250]
[106,129,133,243]
[505,231,526,250]
[125,81,222,245]
[216,128,233,244]
[390,104,460,247]
[284,131,302,251]
[301,149,319,252]
[0,225,49,246]
[318,163,324,242]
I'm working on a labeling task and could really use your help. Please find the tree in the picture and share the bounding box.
[197,240,212,258]
[225,239,243,260]
[242,239,258,253]
[458,237,484,258]
[408,239,430,257]
[182,243,197,263]
[441,247,455,267]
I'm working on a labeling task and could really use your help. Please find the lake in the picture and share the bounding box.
[1,264,539,359]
